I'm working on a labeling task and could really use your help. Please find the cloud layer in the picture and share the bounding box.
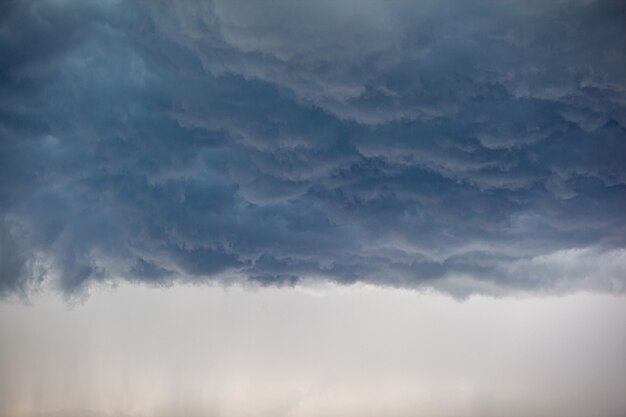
[1,0,625,296]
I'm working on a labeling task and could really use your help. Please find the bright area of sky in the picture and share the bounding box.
[1,284,626,417]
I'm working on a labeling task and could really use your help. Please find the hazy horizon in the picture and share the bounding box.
[2,284,626,417]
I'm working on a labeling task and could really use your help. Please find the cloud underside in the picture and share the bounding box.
[1,0,625,297]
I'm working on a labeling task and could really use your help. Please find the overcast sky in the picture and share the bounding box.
[1,0,625,415]
[2,284,626,417]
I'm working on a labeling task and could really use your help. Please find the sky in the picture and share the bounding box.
[0,0,625,416]
[2,284,626,417]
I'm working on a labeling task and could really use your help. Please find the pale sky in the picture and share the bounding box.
[2,284,626,417]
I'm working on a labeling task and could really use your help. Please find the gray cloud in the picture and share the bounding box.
[0,0,625,297]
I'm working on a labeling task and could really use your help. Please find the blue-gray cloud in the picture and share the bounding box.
[1,0,625,297]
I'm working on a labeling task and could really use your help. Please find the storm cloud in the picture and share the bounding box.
[1,0,625,297]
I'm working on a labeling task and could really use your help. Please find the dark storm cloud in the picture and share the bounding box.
[0,0,625,297]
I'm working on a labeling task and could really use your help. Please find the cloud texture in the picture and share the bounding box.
[1,0,625,296]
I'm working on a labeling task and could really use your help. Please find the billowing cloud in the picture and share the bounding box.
[0,0,625,297]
